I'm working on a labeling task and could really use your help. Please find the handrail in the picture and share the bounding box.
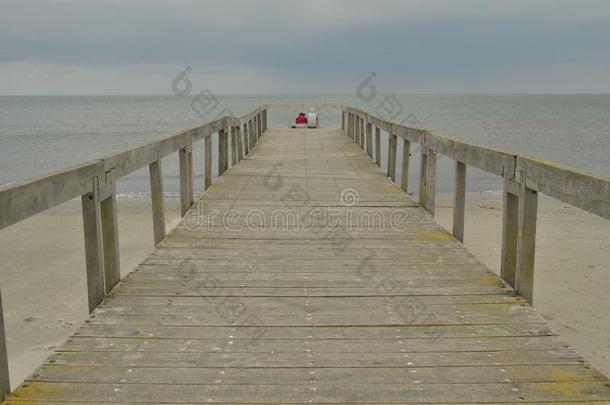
[342,105,610,307]
[0,104,269,398]
[342,105,610,219]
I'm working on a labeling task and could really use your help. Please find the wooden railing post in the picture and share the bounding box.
[366,121,373,158]
[0,290,11,400]
[204,134,212,190]
[149,159,166,246]
[354,115,359,143]
[424,150,437,215]
[236,125,244,162]
[241,122,250,157]
[231,126,238,166]
[375,127,381,167]
[346,113,351,137]
[400,139,411,193]
[501,180,519,287]
[179,138,193,216]
[223,128,229,172]
[516,171,539,303]
[418,147,437,215]
[419,150,428,206]
[453,161,466,242]
[257,113,262,137]
[240,123,250,157]
[99,171,120,293]
[262,109,268,132]
[341,111,346,131]
[387,128,397,181]
[248,120,255,149]
[360,118,365,148]
[218,129,226,176]
[81,178,105,313]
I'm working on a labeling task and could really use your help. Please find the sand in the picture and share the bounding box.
[0,193,608,389]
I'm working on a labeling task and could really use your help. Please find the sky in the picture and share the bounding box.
[1,0,610,95]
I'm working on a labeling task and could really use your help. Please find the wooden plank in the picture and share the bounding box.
[516,171,539,304]
[230,126,237,166]
[236,125,244,162]
[80,179,105,313]
[242,122,250,156]
[346,113,352,138]
[257,112,262,138]
[501,181,520,288]
[204,135,212,190]
[360,117,365,147]
[387,132,397,181]
[217,129,226,176]
[148,160,166,246]
[365,121,373,158]
[0,290,10,400]
[400,138,410,192]
[178,144,191,216]
[0,160,103,230]
[9,380,610,403]
[47,349,582,368]
[375,126,381,167]
[453,160,466,242]
[99,174,120,293]
[248,120,255,150]
[517,155,610,219]
[423,149,437,215]
[28,364,605,385]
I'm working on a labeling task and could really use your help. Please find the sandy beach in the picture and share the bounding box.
[0,192,609,388]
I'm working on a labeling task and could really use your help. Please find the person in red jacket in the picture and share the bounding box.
[294,112,308,128]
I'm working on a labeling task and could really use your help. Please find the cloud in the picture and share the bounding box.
[1,0,610,94]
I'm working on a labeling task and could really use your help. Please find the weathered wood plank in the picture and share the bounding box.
[453,160,466,242]
[0,291,10,400]
[0,160,103,230]
[178,144,192,216]
[375,126,381,167]
[99,175,120,293]
[517,155,610,219]
[81,180,105,313]
[148,160,166,246]
[516,172,539,304]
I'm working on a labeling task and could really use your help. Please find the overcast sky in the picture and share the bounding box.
[1,0,610,94]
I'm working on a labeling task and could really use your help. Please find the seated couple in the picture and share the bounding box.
[292,108,319,128]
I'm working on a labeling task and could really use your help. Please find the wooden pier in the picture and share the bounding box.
[1,104,609,403]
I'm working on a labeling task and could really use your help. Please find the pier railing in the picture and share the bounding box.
[0,102,609,398]
[342,105,610,305]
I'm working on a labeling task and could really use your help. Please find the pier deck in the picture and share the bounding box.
[3,128,610,403]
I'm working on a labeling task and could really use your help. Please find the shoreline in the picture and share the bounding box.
[0,191,608,389]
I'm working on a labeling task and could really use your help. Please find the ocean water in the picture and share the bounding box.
[1,95,608,196]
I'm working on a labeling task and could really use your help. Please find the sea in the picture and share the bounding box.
[1,95,609,197]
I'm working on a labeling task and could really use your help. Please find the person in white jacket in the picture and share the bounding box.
[306,107,319,128]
